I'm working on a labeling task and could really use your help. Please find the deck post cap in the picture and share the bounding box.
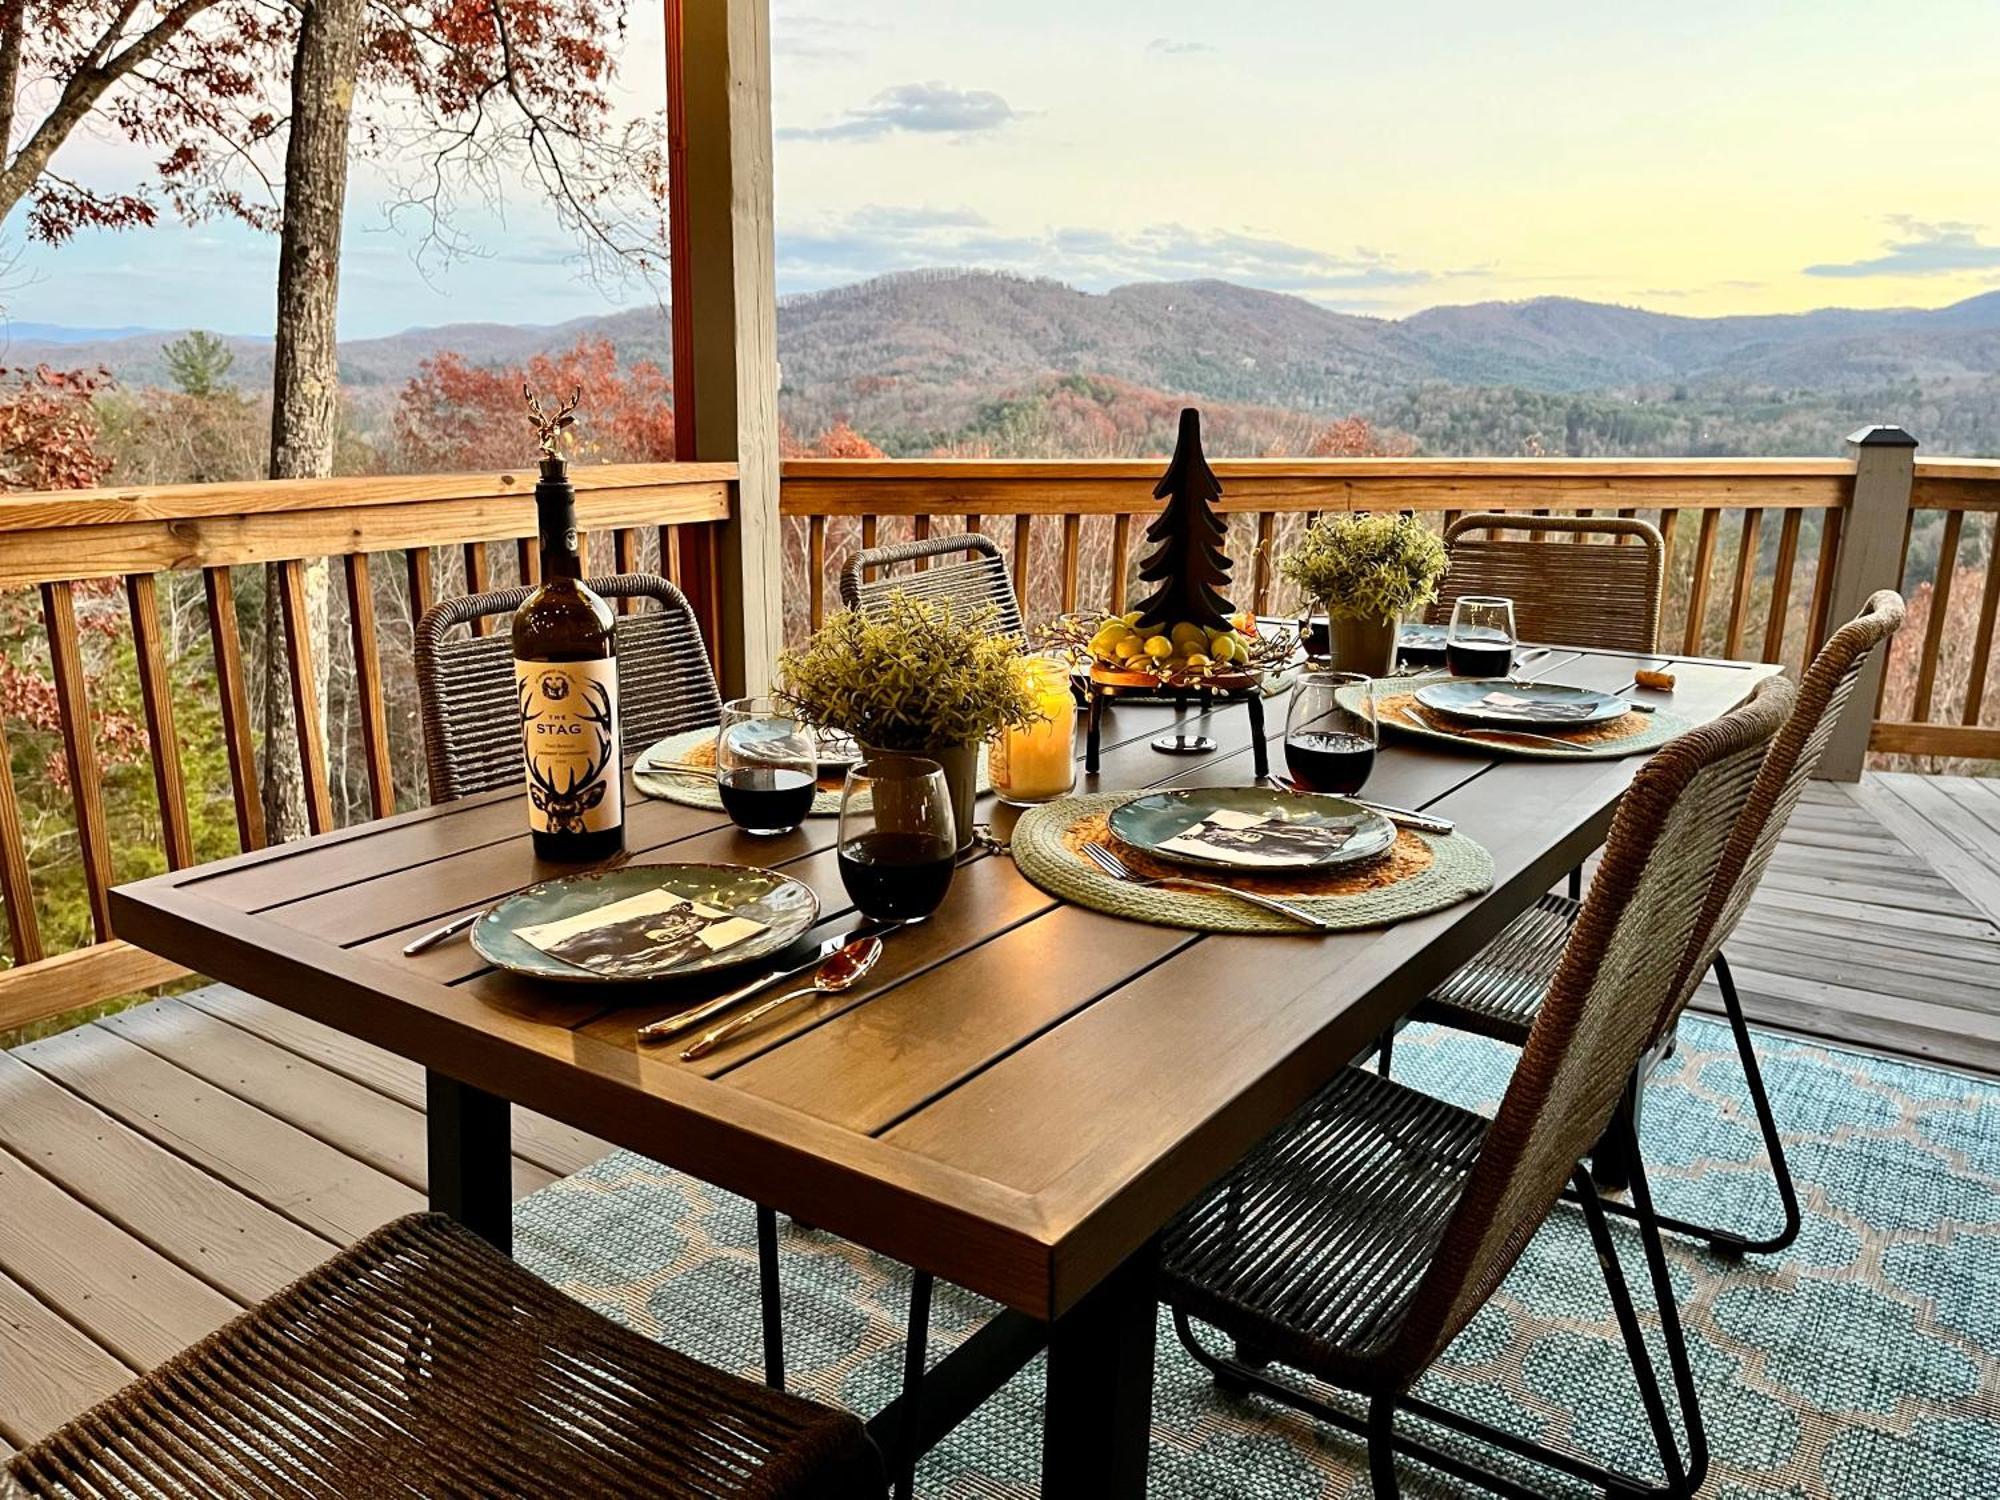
[1844,424,1919,449]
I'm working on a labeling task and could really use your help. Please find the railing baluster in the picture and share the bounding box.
[1109,513,1132,615]
[808,515,827,631]
[912,514,932,571]
[1724,508,1762,659]
[406,547,436,628]
[1910,509,1964,722]
[1682,510,1721,655]
[1874,507,1916,719]
[1961,520,2000,728]
[276,558,335,836]
[1761,508,1802,664]
[965,513,982,538]
[344,554,397,820]
[677,523,721,670]
[203,568,266,852]
[125,573,194,870]
[861,515,879,552]
[1013,516,1033,615]
[1806,507,1842,650]
[463,542,492,633]
[1061,513,1081,614]
[0,719,44,965]
[1253,511,1276,615]
[40,581,114,940]
[615,528,640,613]
[517,536,539,587]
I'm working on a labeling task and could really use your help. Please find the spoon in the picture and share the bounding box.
[680,935,884,1061]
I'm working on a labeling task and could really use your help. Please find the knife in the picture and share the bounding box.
[1267,776,1456,835]
[637,929,872,1042]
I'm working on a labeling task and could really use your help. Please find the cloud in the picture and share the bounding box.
[777,82,1022,143]
[772,11,883,62]
[1805,217,2000,279]
[776,208,1445,305]
[1147,38,1214,55]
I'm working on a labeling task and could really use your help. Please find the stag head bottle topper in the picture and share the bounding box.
[512,386,624,861]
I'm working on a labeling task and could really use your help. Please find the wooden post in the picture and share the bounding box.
[678,0,782,696]
[1819,424,1917,781]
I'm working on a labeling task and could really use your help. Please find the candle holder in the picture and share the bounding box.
[991,656,1079,805]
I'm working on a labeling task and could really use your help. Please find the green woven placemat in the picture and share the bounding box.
[1345,672,1690,761]
[633,728,992,815]
[1011,792,1493,934]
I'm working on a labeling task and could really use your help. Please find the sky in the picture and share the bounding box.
[12,0,2000,339]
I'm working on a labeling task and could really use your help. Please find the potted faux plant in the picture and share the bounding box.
[779,592,1040,847]
[1278,511,1448,673]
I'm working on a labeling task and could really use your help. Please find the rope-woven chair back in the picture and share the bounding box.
[838,533,1026,637]
[1383,673,1795,1384]
[1663,589,1905,1031]
[414,573,722,805]
[1427,512,1665,654]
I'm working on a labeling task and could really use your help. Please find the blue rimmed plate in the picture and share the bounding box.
[1106,786,1396,873]
[1413,678,1628,729]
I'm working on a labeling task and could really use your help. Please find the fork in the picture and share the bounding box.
[1399,702,1593,754]
[1080,842,1332,932]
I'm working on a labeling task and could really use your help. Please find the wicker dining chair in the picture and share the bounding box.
[1404,589,1905,1256]
[838,533,1026,636]
[1427,512,1666,654]
[2,1214,883,1499]
[413,572,724,805]
[1163,675,1794,1499]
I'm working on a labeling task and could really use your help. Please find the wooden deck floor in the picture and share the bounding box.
[3,771,1997,1456]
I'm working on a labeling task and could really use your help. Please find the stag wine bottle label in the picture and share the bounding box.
[512,447,624,861]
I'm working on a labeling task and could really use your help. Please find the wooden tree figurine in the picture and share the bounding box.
[1134,407,1236,632]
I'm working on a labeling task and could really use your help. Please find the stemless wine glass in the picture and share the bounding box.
[715,697,818,836]
[1284,670,1377,796]
[1446,596,1519,679]
[838,756,956,923]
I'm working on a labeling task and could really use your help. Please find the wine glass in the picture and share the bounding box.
[1284,670,1377,796]
[1446,596,1518,678]
[838,756,956,923]
[716,697,818,836]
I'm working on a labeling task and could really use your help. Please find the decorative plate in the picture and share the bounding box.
[1106,786,1396,873]
[470,863,818,984]
[1413,677,1629,728]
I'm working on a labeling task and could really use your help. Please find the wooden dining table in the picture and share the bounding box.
[110,644,1776,1497]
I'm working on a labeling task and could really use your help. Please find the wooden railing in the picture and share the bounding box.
[0,462,733,1034]
[781,456,1857,663]
[781,447,2000,770]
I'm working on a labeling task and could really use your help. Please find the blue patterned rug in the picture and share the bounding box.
[514,1018,2000,1498]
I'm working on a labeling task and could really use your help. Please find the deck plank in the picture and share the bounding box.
[0,1143,237,1369]
[0,1265,135,1449]
[14,1025,424,1245]
[0,1050,333,1303]
[97,998,553,1200]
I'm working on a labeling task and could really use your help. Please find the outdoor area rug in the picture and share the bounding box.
[514,1016,2000,1498]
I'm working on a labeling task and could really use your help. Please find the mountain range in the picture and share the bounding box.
[13,271,2000,457]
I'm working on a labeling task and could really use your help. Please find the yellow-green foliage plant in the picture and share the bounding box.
[1279,512,1449,621]
[779,591,1039,750]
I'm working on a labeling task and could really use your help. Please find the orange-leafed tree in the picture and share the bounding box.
[393,338,674,472]
[781,419,886,459]
[1295,416,1417,458]
[0,366,113,491]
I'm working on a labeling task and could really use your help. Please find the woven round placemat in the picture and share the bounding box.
[1011,792,1493,934]
[633,728,991,815]
[1345,672,1689,761]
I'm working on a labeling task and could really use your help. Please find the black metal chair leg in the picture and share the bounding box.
[756,1204,784,1391]
[1367,1394,1401,1498]
[1622,1125,1711,1494]
[1583,952,1802,1256]
[893,1272,933,1500]
[1375,1030,1395,1078]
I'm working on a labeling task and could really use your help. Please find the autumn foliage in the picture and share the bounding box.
[0,367,113,491]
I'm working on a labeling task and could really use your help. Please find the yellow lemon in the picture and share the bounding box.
[1184,652,1211,669]
[1144,636,1174,659]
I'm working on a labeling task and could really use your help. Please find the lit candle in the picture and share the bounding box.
[993,656,1078,805]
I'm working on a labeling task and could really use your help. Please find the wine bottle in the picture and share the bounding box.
[513,452,623,861]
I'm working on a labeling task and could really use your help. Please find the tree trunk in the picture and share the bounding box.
[261,0,364,842]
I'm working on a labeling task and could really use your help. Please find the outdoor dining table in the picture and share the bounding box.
[109,643,1777,1497]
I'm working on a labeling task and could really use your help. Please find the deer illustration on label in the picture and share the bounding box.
[516,659,622,849]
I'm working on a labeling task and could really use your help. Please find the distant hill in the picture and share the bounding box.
[16,272,2000,457]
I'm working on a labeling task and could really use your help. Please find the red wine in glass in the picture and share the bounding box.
[839,830,956,922]
[1286,730,1377,795]
[1446,639,1516,678]
[718,767,816,833]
